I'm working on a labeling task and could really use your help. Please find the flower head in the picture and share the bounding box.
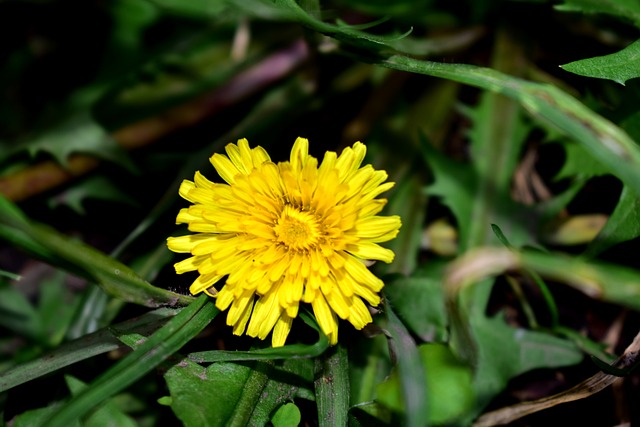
[167,137,401,346]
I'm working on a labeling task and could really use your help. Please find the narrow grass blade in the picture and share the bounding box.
[43,295,217,427]
[0,308,179,393]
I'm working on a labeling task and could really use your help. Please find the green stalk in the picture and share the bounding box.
[0,195,192,307]
[314,343,350,427]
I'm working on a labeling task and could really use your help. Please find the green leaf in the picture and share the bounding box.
[421,140,474,248]
[0,308,178,393]
[380,302,428,427]
[164,359,254,426]
[314,344,350,427]
[370,56,640,199]
[584,185,640,256]
[377,343,476,425]
[463,87,532,250]
[349,334,392,408]
[0,269,20,281]
[555,140,612,180]
[165,355,314,427]
[4,111,136,172]
[555,0,640,27]
[271,403,302,427]
[110,0,159,53]
[384,267,448,343]
[167,315,319,426]
[48,175,138,215]
[43,296,217,427]
[248,358,314,426]
[0,281,39,339]
[561,39,640,85]
[229,0,412,52]
[12,404,68,427]
[522,249,640,310]
[419,29,535,253]
[64,376,137,427]
[36,271,81,346]
[471,313,583,411]
[0,195,194,308]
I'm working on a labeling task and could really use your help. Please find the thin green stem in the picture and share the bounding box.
[506,275,539,330]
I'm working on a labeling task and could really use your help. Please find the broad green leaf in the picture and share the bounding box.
[384,267,448,343]
[48,175,138,215]
[166,311,318,427]
[464,313,583,421]
[2,111,136,172]
[561,39,640,85]
[584,185,640,256]
[247,358,314,426]
[271,403,302,427]
[555,0,640,27]
[65,376,137,427]
[377,343,476,425]
[421,140,474,247]
[166,355,313,427]
[555,140,611,180]
[164,359,254,426]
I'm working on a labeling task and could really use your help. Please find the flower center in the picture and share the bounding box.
[274,205,321,251]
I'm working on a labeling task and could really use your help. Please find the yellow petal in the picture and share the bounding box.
[272,313,293,347]
[353,216,402,239]
[174,255,207,274]
[210,153,240,184]
[347,241,395,263]
[290,137,310,171]
[189,272,224,295]
[347,297,373,329]
[311,293,338,343]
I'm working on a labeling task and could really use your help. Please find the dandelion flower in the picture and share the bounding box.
[167,137,401,346]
